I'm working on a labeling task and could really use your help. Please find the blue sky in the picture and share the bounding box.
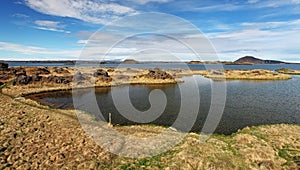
[0,0,300,62]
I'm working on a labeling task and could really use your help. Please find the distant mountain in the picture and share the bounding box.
[121,59,139,64]
[234,56,286,64]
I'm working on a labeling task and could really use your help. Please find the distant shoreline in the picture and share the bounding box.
[1,55,300,65]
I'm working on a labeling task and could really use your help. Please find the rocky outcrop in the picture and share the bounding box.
[147,68,173,79]
[93,69,109,77]
[93,69,112,82]
[54,67,69,74]
[47,76,72,84]
[36,67,50,75]
[13,75,33,85]
[0,62,8,70]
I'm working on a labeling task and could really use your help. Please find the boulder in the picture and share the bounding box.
[147,68,173,79]
[0,75,10,81]
[13,75,32,85]
[0,62,8,70]
[32,74,43,82]
[93,69,109,77]
[36,67,50,74]
[47,76,72,84]
[54,67,70,74]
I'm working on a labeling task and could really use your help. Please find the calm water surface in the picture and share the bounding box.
[6,61,300,71]
[28,74,300,135]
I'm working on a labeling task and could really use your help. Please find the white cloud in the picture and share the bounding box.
[25,0,137,24]
[33,20,70,33]
[33,26,71,33]
[35,20,62,28]
[161,0,300,13]
[176,3,244,12]
[13,13,29,18]
[255,0,300,8]
[0,41,80,57]
[206,20,300,62]
[128,0,172,5]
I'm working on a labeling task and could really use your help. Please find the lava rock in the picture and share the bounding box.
[0,75,10,81]
[15,70,27,76]
[54,67,70,74]
[32,74,43,82]
[147,68,173,79]
[0,62,8,70]
[47,75,72,84]
[36,67,50,74]
[13,75,32,85]
[93,69,109,77]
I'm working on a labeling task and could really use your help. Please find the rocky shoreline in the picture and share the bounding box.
[0,66,294,97]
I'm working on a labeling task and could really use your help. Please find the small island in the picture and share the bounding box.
[276,68,300,75]
[197,69,291,80]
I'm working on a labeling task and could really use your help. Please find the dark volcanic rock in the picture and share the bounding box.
[47,76,72,84]
[54,67,70,74]
[93,69,109,77]
[0,75,10,81]
[0,62,8,70]
[99,76,112,82]
[36,67,50,74]
[13,75,32,85]
[93,69,112,82]
[32,74,43,82]
[12,68,27,76]
[147,68,173,79]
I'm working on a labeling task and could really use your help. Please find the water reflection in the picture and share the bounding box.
[27,75,300,135]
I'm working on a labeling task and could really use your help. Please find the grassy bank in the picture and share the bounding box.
[0,92,299,169]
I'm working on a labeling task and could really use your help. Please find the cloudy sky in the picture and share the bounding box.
[1,0,300,62]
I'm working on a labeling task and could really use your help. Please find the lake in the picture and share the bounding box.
[27,64,300,134]
[5,61,300,71]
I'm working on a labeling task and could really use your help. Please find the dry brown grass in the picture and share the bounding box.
[196,69,292,80]
[276,68,300,75]
[0,92,299,169]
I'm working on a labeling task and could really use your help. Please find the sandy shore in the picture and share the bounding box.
[0,66,299,169]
